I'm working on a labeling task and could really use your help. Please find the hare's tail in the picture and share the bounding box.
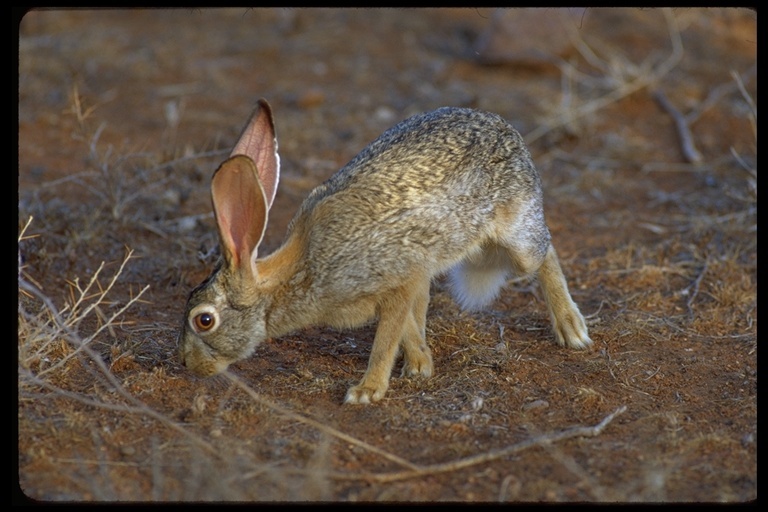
[447,245,511,311]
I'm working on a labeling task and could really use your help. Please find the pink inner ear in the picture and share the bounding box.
[211,156,268,272]
[230,99,280,209]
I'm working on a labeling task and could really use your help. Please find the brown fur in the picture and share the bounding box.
[178,100,591,404]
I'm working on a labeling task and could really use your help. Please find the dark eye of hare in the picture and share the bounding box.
[194,312,215,332]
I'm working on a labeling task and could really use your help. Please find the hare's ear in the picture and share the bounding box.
[211,155,268,277]
[230,98,280,209]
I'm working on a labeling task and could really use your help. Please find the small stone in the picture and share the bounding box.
[523,399,549,411]
[120,445,136,457]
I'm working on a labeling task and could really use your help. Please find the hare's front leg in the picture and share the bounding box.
[400,279,433,378]
[345,283,426,404]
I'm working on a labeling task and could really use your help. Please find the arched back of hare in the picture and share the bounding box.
[178,100,591,404]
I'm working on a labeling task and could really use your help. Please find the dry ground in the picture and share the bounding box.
[17,8,756,502]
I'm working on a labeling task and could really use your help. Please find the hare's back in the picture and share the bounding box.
[294,107,545,293]
[302,107,539,213]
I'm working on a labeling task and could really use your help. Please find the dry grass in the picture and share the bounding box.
[17,218,324,501]
[526,8,683,144]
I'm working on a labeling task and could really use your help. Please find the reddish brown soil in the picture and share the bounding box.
[18,8,756,502]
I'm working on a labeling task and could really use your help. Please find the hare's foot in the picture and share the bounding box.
[401,341,433,378]
[344,379,389,404]
[551,303,591,348]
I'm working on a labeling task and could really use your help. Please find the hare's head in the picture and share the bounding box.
[178,100,280,377]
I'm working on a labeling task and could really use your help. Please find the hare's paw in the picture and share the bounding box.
[401,346,433,378]
[553,308,592,349]
[344,380,389,404]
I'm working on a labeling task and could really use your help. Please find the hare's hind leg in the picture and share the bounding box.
[536,244,591,348]
[505,240,591,349]
[495,195,590,348]
[499,219,591,349]
[345,279,431,404]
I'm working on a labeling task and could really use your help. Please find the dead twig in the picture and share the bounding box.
[731,68,757,129]
[652,89,703,165]
[684,263,707,318]
[689,66,755,125]
[651,66,755,167]
[223,372,421,472]
[338,406,626,483]
[225,373,626,484]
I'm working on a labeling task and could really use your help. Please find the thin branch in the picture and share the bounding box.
[19,368,218,457]
[652,89,703,165]
[731,68,757,121]
[223,372,422,472]
[19,256,212,456]
[730,147,755,174]
[651,66,755,166]
[31,250,150,378]
[687,66,755,124]
[324,405,628,483]
[684,264,707,318]
[527,72,652,144]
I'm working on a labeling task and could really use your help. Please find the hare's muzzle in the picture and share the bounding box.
[178,336,230,378]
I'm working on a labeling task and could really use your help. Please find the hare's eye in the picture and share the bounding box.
[194,312,215,332]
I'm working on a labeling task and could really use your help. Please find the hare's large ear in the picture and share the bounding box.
[211,155,268,277]
[229,98,280,209]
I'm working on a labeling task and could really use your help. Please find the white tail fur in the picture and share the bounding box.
[447,245,513,311]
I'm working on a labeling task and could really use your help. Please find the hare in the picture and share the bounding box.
[178,99,591,404]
